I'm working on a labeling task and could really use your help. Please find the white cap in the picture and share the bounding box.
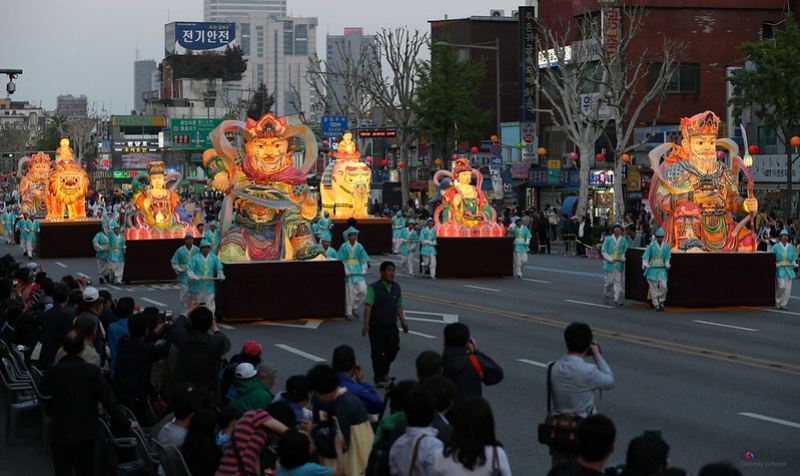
[26,262,39,270]
[82,286,100,303]
[235,362,257,380]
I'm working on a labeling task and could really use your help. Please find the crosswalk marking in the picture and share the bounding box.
[275,344,326,362]
[738,412,800,429]
[517,359,548,368]
[692,320,758,332]
[565,299,614,309]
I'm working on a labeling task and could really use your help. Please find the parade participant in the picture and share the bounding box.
[392,210,406,254]
[92,227,111,284]
[362,261,409,386]
[774,228,797,310]
[420,218,438,279]
[322,239,338,259]
[338,226,369,321]
[642,228,671,312]
[512,216,531,279]
[98,209,110,234]
[203,221,221,253]
[2,206,14,244]
[317,210,333,244]
[399,219,419,277]
[15,212,27,254]
[172,233,200,313]
[187,239,225,313]
[108,221,127,284]
[602,224,628,306]
[24,214,40,259]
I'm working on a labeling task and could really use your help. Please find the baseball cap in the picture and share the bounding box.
[235,363,257,380]
[242,340,263,357]
[82,286,100,303]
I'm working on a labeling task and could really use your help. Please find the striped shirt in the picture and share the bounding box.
[216,409,272,475]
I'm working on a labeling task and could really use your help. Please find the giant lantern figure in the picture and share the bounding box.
[649,111,758,252]
[433,158,504,237]
[203,113,323,262]
[126,161,194,239]
[18,152,52,218]
[46,138,89,220]
[319,131,371,218]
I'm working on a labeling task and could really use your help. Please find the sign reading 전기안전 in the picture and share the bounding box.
[170,118,223,150]
[175,22,235,50]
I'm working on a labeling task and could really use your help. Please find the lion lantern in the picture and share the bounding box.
[202,113,323,262]
[46,150,89,220]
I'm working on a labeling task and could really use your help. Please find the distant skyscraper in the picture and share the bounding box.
[134,60,157,113]
[204,0,287,22]
[56,94,88,119]
[325,28,379,115]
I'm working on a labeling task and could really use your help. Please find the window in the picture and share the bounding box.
[758,127,778,154]
[649,63,700,94]
[284,32,294,54]
[295,24,308,39]
[762,22,775,39]
[294,39,307,55]
[241,23,251,56]
[284,21,293,30]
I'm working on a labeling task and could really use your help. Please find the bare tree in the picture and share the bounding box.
[67,103,100,164]
[363,27,428,203]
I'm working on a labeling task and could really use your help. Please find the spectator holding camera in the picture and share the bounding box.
[441,323,503,416]
[548,415,616,476]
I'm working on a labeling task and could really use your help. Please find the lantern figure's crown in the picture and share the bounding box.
[681,111,720,138]
[148,161,165,175]
[245,114,288,140]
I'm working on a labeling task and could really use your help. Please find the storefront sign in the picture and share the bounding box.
[121,152,161,169]
[358,129,397,138]
[750,154,800,183]
[113,140,159,153]
[547,159,561,184]
[175,22,235,51]
[112,115,166,127]
[603,7,622,55]
[640,171,653,199]
[519,6,538,124]
[624,165,641,192]
[589,170,614,187]
[512,162,531,180]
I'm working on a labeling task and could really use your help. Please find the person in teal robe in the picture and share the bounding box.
[317,211,333,243]
[774,228,797,310]
[337,226,369,320]
[642,227,671,311]
[399,220,419,277]
[322,239,338,260]
[92,229,111,283]
[24,216,40,259]
[391,211,406,254]
[204,222,221,254]
[15,213,28,254]
[512,216,531,278]
[108,221,126,284]
[2,208,14,244]
[602,224,628,306]
[420,218,438,279]
[171,233,199,313]
[187,239,225,313]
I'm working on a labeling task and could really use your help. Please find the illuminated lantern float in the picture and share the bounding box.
[319,131,392,254]
[17,139,101,258]
[431,158,512,278]
[122,161,200,283]
[202,113,344,320]
[625,111,773,307]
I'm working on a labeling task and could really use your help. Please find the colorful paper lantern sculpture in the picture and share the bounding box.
[648,110,758,252]
[17,152,52,218]
[320,131,371,219]
[126,161,195,240]
[538,147,548,156]
[470,146,479,154]
[43,138,89,220]
[748,145,760,155]
[790,136,800,148]
[595,153,605,162]
[203,113,322,262]
[432,158,504,238]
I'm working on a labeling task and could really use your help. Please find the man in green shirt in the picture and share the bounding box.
[362,261,409,387]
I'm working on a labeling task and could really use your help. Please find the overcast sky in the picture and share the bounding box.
[1,0,526,114]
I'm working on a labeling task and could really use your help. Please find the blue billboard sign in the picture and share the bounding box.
[321,115,349,138]
[175,22,236,51]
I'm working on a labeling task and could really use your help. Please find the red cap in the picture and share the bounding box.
[242,340,263,356]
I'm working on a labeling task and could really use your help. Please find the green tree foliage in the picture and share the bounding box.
[413,41,490,157]
[247,82,275,120]
[163,45,248,81]
[35,114,69,153]
[729,16,800,218]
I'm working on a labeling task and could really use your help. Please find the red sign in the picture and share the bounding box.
[604,7,622,55]
[358,129,397,138]
[640,171,654,199]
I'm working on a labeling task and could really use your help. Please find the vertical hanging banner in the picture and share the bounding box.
[603,6,622,55]
[519,5,538,165]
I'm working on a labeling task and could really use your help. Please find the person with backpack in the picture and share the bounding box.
[441,323,503,418]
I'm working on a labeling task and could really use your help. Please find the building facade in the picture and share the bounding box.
[56,94,88,119]
[134,60,158,113]
[204,0,286,22]
[325,28,379,115]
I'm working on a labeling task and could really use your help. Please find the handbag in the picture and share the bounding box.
[536,362,582,452]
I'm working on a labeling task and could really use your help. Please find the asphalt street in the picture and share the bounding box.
[2,240,799,475]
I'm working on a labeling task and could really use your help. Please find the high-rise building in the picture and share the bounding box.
[56,94,88,119]
[204,0,286,22]
[325,28,379,115]
[134,59,157,113]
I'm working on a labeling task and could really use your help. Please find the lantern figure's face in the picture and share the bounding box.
[150,173,166,190]
[52,163,88,205]
[244,136,291,176]
[456,170,472,185]
[30,162,51,181]
[685,134,716,161]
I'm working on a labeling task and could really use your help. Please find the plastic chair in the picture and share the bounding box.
[27,366,51,447]
[0,357,38,443]
[151,440,191,476]
[97,417,148,475]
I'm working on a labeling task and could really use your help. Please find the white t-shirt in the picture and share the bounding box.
[433,446,511,476]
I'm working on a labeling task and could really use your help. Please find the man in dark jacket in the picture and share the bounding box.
[169,304,230,407]
[362,262,409,387]
[37,284,73,369]
[114,313,170,425]
[41,330,130,476]
[441,323,503,416]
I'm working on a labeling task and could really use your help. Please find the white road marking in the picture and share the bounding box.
[738,412,800,429]
[517,359,548,368]
[275,344,326,362]
[109,285,123,291]
[463,285,500,292]
[261,319,323,330]
[404,330,436,339]
[217,323,235,330]
[404,310,459,324]
[763,308,800,316]
[565,299,614,309]
[141,297,167,307]
[55,261,68,268]
[693,320,759,332]
[522,278,551,284]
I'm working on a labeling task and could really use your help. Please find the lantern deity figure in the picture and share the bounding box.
[55,138,74,162]
[320,131,372,218]
[649,111,758,251]
[18,153,52,219]
[433,159,504,237]
[126,161,193,239]
[46,144,89,220]
[203,113,323,262]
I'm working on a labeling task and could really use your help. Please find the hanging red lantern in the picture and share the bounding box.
[567,152,578,161]
[748,145,760,155]
[452,154,460,160]
[434,158,443,166]
[470,146,479,154]
[595,153,605,162]
[365,155,373,164]
[381,159,389,167]
[398,161,407,168]
[538,147,548,156]
[790,136,800,148]
[621,154,631,163]
[490,135,498,143]
[322,139,329,147]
